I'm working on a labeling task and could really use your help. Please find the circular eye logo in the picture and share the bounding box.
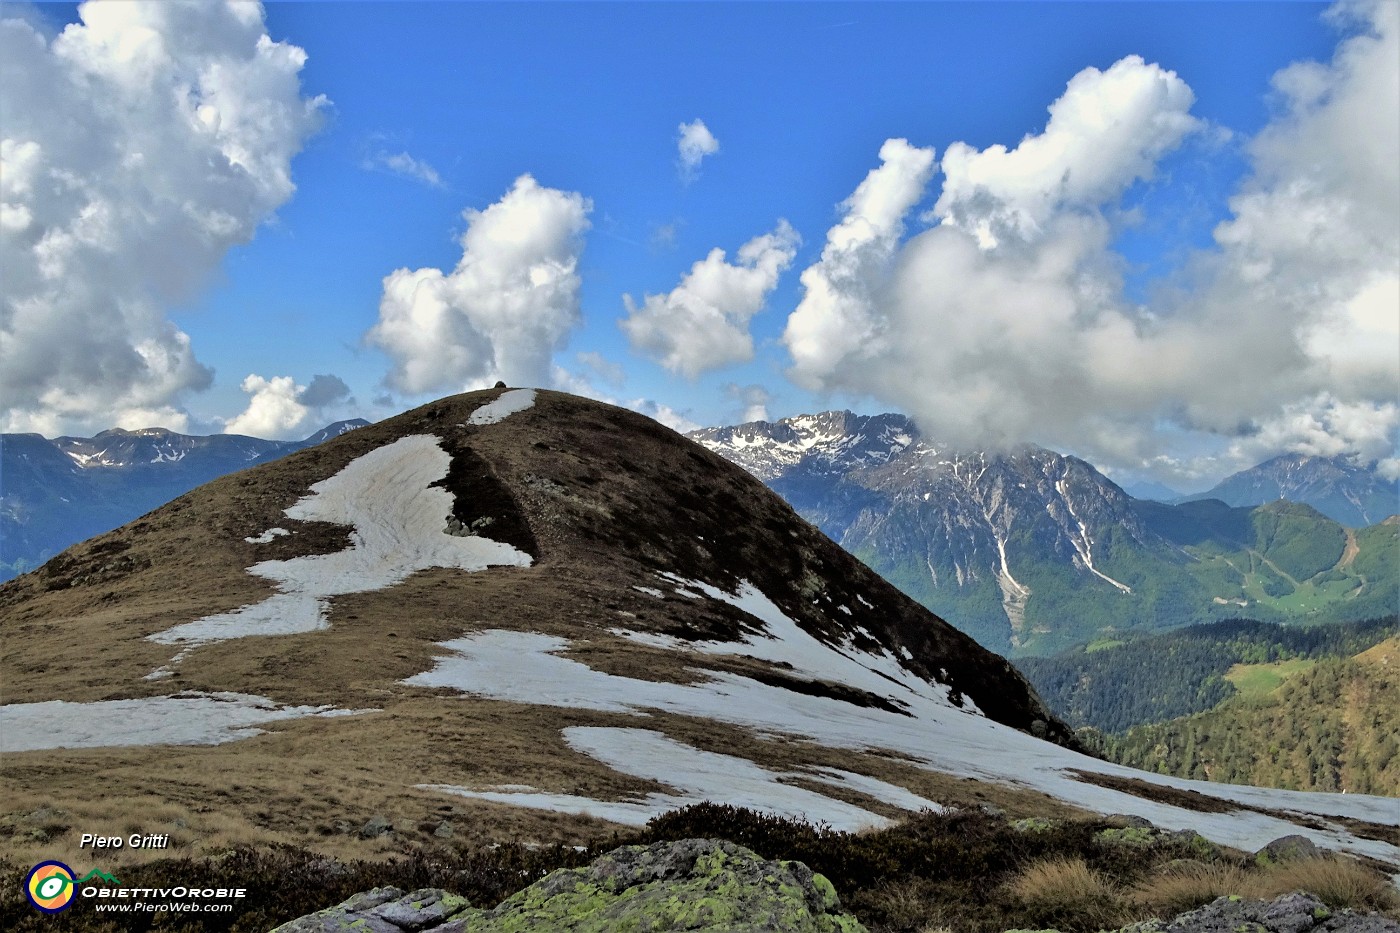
[26,861,76,913]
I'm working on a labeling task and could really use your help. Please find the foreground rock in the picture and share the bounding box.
[272,838,866,932]
[1110,892,1400,933]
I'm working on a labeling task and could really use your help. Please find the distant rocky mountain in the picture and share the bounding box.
[0,419,368,580]
[3,388,1390,876]
[691,414,1398,656]
[1181,453,1398,527]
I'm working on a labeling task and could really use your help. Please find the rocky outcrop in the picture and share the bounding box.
[1108,892,1400,932]
[272,838,866,932]
[1255,833,1321,867]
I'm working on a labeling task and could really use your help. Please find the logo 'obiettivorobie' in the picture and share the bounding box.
[23,862,123,913]
[76,868,122,885]
[25,861,76,913]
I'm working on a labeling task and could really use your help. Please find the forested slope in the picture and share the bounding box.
[1015,616,1398,733]
[1087,637,1400,795]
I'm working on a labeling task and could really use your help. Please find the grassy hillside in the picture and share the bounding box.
[1128,501,1398,633]
[1092,637,1400,795]
[862,500,1397,658]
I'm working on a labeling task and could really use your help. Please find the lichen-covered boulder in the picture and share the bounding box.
[272,839,866,933]
[457,837,865,932]
[273,887,472,932]
[1094,823,1221,861]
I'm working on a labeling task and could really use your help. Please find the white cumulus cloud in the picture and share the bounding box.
[223,372,352,439]
[0,1,325,435]
[934,56,1200,248]
[630,399,701,434]
[780,15,1399,484]
[367,174,592,394]
[783,138,937,388]
[225,374,309,439]
[621,221,799,378]
[677,119,719,182]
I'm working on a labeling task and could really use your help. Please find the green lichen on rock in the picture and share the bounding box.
[273,839,865,933]
[1011,817,1059,834]
[1095,824,1221,862]
[1096,825,1156,847]
[462,838,865,932]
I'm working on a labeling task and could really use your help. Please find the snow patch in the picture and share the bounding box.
[607,628,688,651]
[150,435,532,649]
[653,574,966,712]
[632,586,665,599]
[0,693,372,752]
[406,618,1399,866]
[468,389,536,425]
[1055,477,1132,594]
[422,727,936,831]
[244,528,290,545]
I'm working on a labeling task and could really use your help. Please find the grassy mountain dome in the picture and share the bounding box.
[1,389,1395,877]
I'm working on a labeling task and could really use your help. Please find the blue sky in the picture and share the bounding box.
[3,1,1396,491]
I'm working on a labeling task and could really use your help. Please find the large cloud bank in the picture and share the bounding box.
[1,1,324,435]
[782,7,1399,482]
[367,175,592,394]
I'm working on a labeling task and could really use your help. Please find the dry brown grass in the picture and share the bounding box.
[1249,855,1400,913]
[1130,854,1400,919]
[1131,859,1252,916]
[1,696,1096,871]
[863,877,947,931]
[1005,856,1132,930]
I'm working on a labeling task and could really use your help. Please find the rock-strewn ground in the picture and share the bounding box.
[1107,891,1400,932]
[272,838,867,932]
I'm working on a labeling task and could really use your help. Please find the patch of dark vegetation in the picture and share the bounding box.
[10,804,1387,933]
[1067,770,1237,813]
[432,440,538,560]
[745,668,912,715]
[0,842,597,933]
[34,532,150,591]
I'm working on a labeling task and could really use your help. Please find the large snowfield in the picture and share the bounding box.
[148,434,532,650]
[422,726,939,832]
[408,573,1400,868]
